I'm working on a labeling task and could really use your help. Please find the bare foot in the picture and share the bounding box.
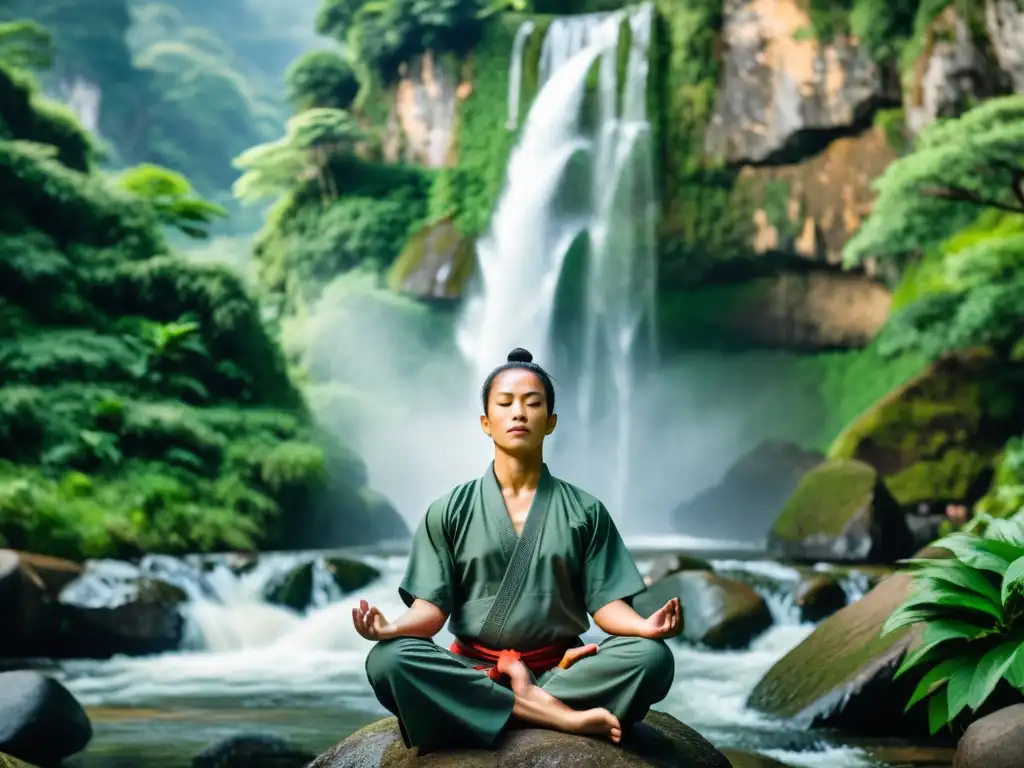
[559,643,598,669]
[564,707,622,743]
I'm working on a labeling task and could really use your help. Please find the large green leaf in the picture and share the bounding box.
[946,661,976,723]
[882,604,945,636]
[928,686,950,734]
[895,619,988,679]
[966,640,1020,710]
[930,533,1024,574]
[1001,555,1024,605]
[902,560,1003,604]
[899,580,1004,623]
[1004,644,1024,690]
[906,657,962,711]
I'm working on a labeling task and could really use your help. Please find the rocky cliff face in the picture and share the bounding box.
[706,0,888,165]
[986,0,1024,92]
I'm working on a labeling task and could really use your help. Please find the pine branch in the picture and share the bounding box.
[919,184,1024,214]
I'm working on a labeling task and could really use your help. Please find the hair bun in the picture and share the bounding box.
[507,347,533,364]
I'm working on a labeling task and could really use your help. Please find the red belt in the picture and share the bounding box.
[449,638,580,682]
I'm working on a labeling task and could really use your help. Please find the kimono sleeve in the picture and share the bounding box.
[398,501,456,614]
[582,502,646,614]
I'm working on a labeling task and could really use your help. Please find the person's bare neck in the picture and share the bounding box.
[493,449,543,494]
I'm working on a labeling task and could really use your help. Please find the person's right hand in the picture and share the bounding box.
[352,598,392,641]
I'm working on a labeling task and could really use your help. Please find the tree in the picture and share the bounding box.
[284,49,359,112]
[844,96,1024,271]
[115,164,227,239]
[0,20,53,70]
[233,108,365,205]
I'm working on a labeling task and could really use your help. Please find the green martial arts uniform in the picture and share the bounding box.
[365,462,675,750]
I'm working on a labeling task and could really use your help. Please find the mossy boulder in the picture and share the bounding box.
[387,215,475,301]
[634,571,772,650]
[746,571,926,736]
[767,459,915,563]
[793,573,848,623]
[672,441,824,542]
[828,350,1024,510]
[308,711,732,768]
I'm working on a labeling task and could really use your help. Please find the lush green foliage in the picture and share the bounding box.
[976,437,1024,521]
[285,49,359,112]
[882,519,1024,733]
[0,46,401,557]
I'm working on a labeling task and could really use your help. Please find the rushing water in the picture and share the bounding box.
[34,547,948,768]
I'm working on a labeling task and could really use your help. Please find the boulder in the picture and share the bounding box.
[705,0,885,165]
[828,351,1024,511]
[0,671,91,766]
[746,571,925,736]
[642,554,713,586]
[793,573,847,623]
[720,750,796,768]
[634,571,772,650]
[672,441,825,541]
[953,703,1024,768]
[57,559,187,658]
[387,215,475,301]
[191,734,315,768]
[0,551,81,658]
[767,459,915,563]
[264,556,382,612]
[308,712,732,768]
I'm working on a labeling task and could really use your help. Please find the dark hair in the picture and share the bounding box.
[481,348,556,415]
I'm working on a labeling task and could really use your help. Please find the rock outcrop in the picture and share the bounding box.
[264,556,382,612]
[828,350,1024,511]
[672,441,824,540]
[384,53,467,167]
[905,6,1004,135]
[747,571,924,735]
[387,215,476,301]
[634,571,772,650]
[308,712,732,768]
[986,0,1024,93]
[793,573,848,623]
[767,459,915,563]
[954,703,1024,768]
[706,0,885,165]
[0,551,81,658]
[0,672,91,766]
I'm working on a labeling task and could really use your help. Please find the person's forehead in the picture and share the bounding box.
[492,368,544,392]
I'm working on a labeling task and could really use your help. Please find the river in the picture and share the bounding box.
[34,545,952,768]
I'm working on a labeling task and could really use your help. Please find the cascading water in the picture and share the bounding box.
[456,4,659,516]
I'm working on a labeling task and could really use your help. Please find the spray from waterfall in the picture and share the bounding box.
[457,4,658,516]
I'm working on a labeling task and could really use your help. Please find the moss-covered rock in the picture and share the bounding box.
[746,572,926,736]
[828,350,1024,510]
[767,459,915,563]
[387,215,475,300]
[634,571,772,650]
[309,712,732,768]
[793,573,848,623]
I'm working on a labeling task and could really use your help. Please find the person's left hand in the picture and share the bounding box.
[641,597,683,639]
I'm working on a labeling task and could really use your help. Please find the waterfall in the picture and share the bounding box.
[456,4,659,515]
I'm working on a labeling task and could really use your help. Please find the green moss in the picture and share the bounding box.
[828,351,1024,506]
[387,216,475,297]
[771,459,879,541]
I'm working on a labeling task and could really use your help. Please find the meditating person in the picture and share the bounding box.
[352,347,681,751]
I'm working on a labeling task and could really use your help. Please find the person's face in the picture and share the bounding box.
[480,369,557,454]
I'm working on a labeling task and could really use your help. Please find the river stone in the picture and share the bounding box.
[767,459,915,563]
[953,703,1024,768]
[642,554,713,586]
[0,671,91,766]
[191,733,315,768]
[671,441,824,542]
[264,557,381,612]
[308,712,731,768]
[746,571,925,736]
[793,573,847,623]
[57,559,187,658]
[634,571,772,650]
[0,550,81,658]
